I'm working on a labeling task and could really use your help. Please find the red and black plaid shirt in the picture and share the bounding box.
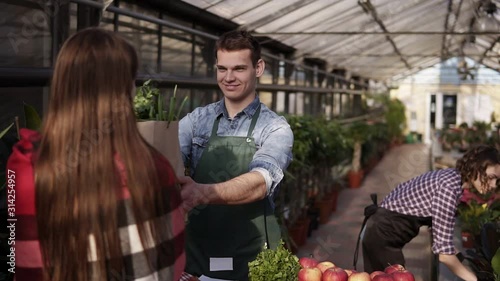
[8,129,185,281]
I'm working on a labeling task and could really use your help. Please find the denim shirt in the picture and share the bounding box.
[178,97,293,207]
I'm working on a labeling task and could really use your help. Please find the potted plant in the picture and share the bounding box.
[345,121,370,188]
[363,121,389,172]
[457,191,500,249]
[281,115,316,246]
[134,80,188,177]
[381,96,406,147]
[313,119,349,221]
[492,248,500,281]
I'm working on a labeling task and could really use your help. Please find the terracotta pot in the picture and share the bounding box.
[348,170,364,188]
[287,225,302,253]
[292,218,310,246]
[461,231,474,248]
[315,198,333,224]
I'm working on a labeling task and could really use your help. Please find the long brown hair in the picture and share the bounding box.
[35,28,171,280]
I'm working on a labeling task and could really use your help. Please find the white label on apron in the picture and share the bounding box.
[209,257,233,271]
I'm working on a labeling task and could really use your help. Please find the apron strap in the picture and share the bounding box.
[263,200,270,249]
[247,105,261,138]
[353,193,378,270]
[210,116,221,139]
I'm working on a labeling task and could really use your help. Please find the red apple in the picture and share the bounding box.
[369,271,385,279]
[298,267,322,281]
[344,269,357,277]
[391,270,415,281]
[300,256,320,269]
[316,261,336,273]
[347,271,370,280]
[322,267,348,281]
[384,264,405,274]
[372,273,395,281]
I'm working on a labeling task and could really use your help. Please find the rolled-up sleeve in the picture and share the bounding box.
[178,113,194,166]
[431,180,459,254]
[249,117,293,198]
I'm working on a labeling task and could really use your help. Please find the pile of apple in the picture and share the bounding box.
[298,256,415,281]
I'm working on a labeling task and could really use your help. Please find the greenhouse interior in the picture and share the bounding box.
[1,0,499,281]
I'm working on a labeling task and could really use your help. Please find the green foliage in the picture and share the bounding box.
[440,120,496,151]
[24,103,42,131]
[381,97,406,140]
[134,79,159,120]
[344,121,371,172]
[285,115,314,164]
[362,122,389,166]
[285,115,350,168]
[248,240,301,281]
[492,248,500,279]
[458,200,500,236]
[466,121,491,145]
[0,123,14,140]
[134,80,188,125]
[324,121,350,167]
[345,121,370,145]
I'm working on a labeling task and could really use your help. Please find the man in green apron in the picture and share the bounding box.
[178,30,294,281]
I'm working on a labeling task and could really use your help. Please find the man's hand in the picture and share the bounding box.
[178,176,210,212]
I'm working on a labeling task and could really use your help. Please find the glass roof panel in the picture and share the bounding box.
[180,0,500,80]
[204,0,270,21]
[233,0,316,28]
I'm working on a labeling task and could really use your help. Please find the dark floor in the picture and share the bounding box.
[296,143,434,281]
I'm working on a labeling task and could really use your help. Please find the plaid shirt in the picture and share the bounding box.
[380,168,462,254]
[8,129,185,281]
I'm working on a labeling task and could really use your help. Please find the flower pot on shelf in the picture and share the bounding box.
[348,169,364,188]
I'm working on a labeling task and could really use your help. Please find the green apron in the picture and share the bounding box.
[185,107,281,281]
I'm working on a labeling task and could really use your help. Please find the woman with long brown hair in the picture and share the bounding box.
[8,28,185,281]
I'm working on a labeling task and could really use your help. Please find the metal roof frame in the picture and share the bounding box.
[181,0,500,84]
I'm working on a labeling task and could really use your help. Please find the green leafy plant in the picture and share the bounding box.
[493,248,500,280]
[378,96,406,142]
[248,240,301,281]
[134,80,188,125]
[24,103,42,131]
[458,200,500,236]
[345,121,370,172]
